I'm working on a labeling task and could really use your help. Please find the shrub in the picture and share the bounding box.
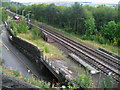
[1,65,50,88]
[44,47,50,53]
[73,69,92,88]
[81,35,88,40]
[13,26,18,36]
[100,75,114,88]
[19,19,29,33]
[31,26,39,40]
[64,26,73,32]
[97,35,106,44]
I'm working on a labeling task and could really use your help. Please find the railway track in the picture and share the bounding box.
[38,24,120,83]
[7,10,120,83]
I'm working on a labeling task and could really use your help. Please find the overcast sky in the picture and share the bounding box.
[10,0,119,4]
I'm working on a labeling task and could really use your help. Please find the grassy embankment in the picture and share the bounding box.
[0,65,50,88]
[33,20,119,56]
[0,57,50,88]
[17,32,65,59]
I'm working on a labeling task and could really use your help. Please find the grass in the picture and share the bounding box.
[8,16,13,21]
[17,32,64,59]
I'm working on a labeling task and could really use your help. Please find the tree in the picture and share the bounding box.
[72,2,84,34]
[19,19,29,33]
[101,21,118,43]
[2,9,8,22]
[92,5,117,30]
[85,18,96,36]
[8,3,118,46]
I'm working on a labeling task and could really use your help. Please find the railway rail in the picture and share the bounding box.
[39,25,120,82]
[7,10,120,83]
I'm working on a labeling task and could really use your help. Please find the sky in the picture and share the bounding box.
[10,0,119,4]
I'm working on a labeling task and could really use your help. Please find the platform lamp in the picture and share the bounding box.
[22,10,25,17]
[28,11,32,22]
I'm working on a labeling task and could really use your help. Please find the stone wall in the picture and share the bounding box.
[5,22,76,87]
[7,28,41,63]
[6,27,59,83]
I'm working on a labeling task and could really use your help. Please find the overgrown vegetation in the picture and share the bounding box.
[0,8,8,23]
[10,21,64,58]
[2,2,119,54]
[0,65,50,88]
[100,75,114,88]
[9,19,29,36]
[31,26,39,40]
[73,69,92,88]
[7,3,119,47]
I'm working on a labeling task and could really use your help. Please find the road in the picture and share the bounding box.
[0,24,42,79]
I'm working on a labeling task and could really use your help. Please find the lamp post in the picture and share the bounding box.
[28,11,32,22]
[16,7,18,16]
[22,10,25,16]
[97,71,101,88]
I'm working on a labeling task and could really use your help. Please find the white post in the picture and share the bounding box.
[97,71,101,88]
[22,10,25,16]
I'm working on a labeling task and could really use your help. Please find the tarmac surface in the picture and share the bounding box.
[0,24,41,78]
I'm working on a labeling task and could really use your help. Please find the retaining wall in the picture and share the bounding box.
[6,26,65,83]
[5,22,78,87]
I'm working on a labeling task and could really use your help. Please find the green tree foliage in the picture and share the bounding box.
[2,2,11,8]
[0,8,2,23]
[19,19,28,33]
[92,5,117,30]
[8,3,118,46]
[72,2,84,34]
[85,18,96,36]
[73,69,92,88]
[2,8,8,22]
[101,21,119,45]
[31,26,39,40]
[9,21,19,36]
[9,19,29,36]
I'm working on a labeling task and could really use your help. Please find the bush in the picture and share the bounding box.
[81,35,88,40]
[44,47,50,53]
[13,26,18,36]
[31,26,39,40]
[1,65,50,88]
[113,37,120,46]
[100,76,114,88]
[64,26,73,33]
[2,8,8,22]
[91,35,106,44]
[97,35,106,44]
[73,69,92,88]
[19,19,29,33]
[12,70,20,77]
